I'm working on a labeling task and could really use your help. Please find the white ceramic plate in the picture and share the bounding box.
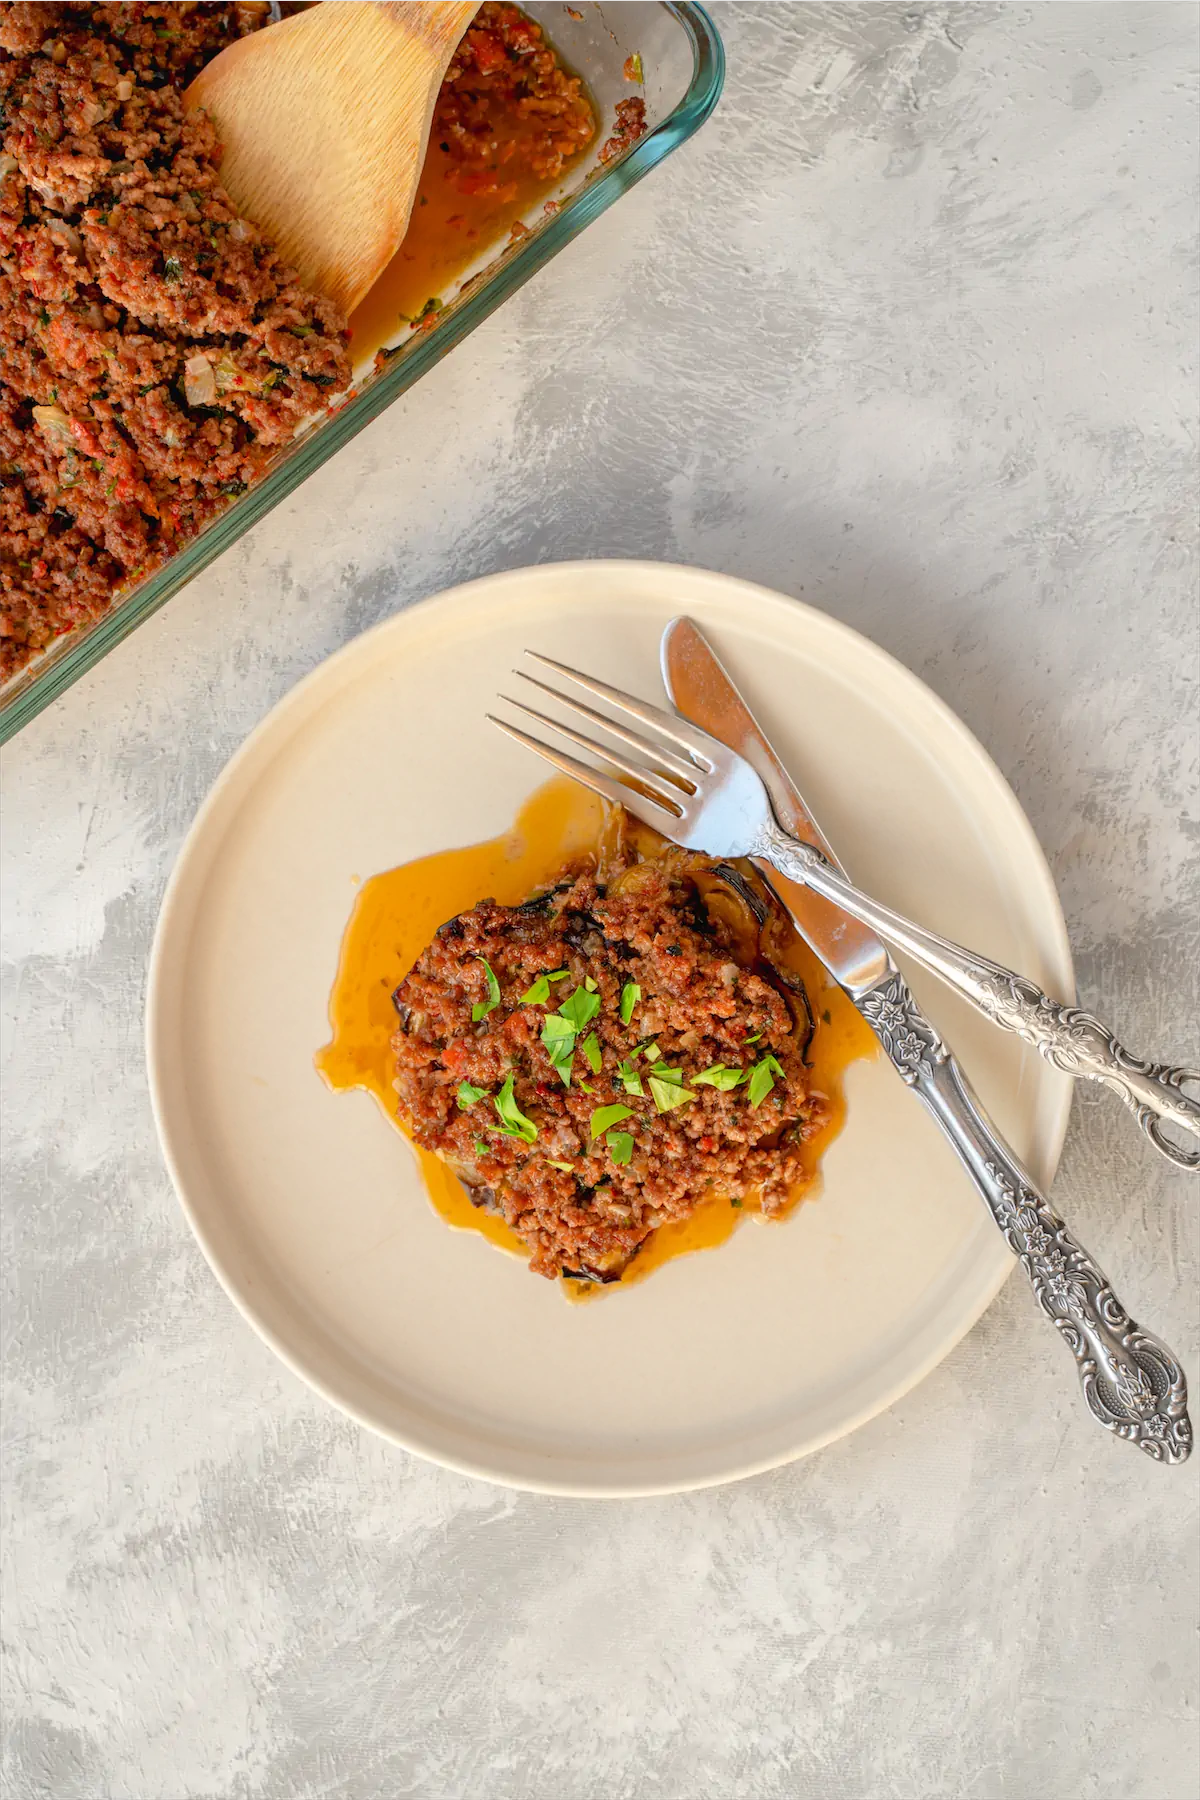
[147,562,1074,1495]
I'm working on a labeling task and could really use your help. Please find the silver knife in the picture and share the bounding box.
[661,615,1191,1463]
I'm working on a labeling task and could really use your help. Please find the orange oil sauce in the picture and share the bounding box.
[348,97,594,362]
[316,778,877,1295]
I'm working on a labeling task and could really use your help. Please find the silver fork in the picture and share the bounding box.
[489,651,1193,1462]
[492,655,1200,1168]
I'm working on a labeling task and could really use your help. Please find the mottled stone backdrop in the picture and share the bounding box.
[2,6,1197,1798]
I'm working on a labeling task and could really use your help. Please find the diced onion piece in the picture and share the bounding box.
[32,403,74,448]
[183,353,217,407]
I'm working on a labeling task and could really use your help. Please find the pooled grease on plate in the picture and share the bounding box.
[316,779,876,1296]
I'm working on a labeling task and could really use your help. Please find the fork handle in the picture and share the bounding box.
[756,824,1200,1171]
[851,970,1191,1461]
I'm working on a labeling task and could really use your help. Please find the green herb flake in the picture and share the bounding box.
[163,255,183,284]
[578,1080,597,1096]
[616,1057,644,1096]
[456,1081,488,1109]
[580,1032,602,1075]
[546,1159,575,1173]
[693,1065,744,1092]
[494,1073,538,1143]
[584,975,598,993]
[589,1102,633,1140]
[747,1054,786,1109]
[558,985,601,1032]
[473,1139,490,1159]
[648,1068,696,1114]
[521,968,569,1005]
[619,981,641,1025]
[540,1013,576,1085]
[642,1041,661,1063]
[471,958,501,1022]
[745,1030,762,1045]
[607,1131,634,1166]
[730,1196,744,1209]
[291,323,316,336]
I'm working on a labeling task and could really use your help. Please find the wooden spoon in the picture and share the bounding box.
[187,2,479,317]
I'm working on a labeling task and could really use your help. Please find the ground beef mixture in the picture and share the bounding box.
[392,844,829,1283]
[438,2,597,195]
[0,2,612,684]
[0,2,354,679]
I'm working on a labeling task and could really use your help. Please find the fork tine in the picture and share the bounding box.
[524,651,719,767]
[514,671,698,789]
[499,697,688,807]
[487,716,684,824]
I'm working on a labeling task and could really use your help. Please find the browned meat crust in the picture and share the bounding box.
[392,849,828,1283]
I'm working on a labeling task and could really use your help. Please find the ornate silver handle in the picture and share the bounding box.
[856,971,1192,1463]
[759,822,1200,1170]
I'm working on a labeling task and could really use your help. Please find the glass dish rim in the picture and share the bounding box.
[0,1,725,746]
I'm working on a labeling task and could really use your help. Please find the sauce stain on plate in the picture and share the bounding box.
[316,779,876,1291]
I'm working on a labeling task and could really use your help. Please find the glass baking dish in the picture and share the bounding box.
[0,2,723,744]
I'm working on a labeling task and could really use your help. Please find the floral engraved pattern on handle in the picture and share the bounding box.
[983,1161,1190,1463]
[858,975,944,1083]
[971,972,1200,1169]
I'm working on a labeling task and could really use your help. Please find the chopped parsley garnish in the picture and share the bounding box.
[616,1057,644,1096]
[558,985,601,1032]
[540,1012,576,1085]
[607,1131,634,1166]
[494,1073,537,1143]
[474,1139,490,1159]
[471,959,501,1021]
[619,982,641,1025]
[648,1068,696,1114]
[520,968,569,1005]
[580,1032,602,1075]
[642,1041,661,1063]
[589,1102,633,1140]
[747,1054,786,1109]
[456,1081,488,1109]
[693,1065,745,1091]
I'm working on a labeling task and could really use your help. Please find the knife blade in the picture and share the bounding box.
[660,616,891,999]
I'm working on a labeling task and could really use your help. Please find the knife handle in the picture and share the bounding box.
[758,824,1200,1170]
[855,970,1191,1462]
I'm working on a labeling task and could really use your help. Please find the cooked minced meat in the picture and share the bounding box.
[392,844,828,1283]
[0,1,354,677]
[0,2,604,682]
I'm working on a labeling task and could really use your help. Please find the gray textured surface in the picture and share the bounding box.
[2,5,1198,1797]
